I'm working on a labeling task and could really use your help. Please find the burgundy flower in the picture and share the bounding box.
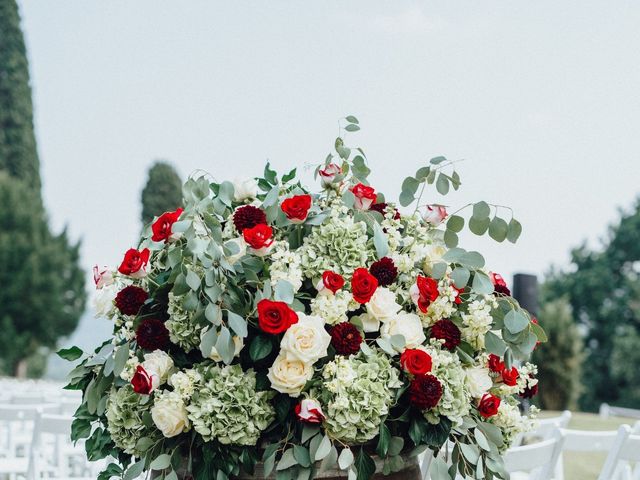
[233,205,267,232]
[430,319,461,351]
[370,202,401,220]
[408,374,443,410]
[491,273,511,296]
[369,257,398,287]
[136,318,170,351]
[330,322,363,355]
[114,286,148,316]
[520,382,539,399]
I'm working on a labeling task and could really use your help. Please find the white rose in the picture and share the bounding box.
[233,178,258,202]
[380,312,426,350]
[465,366,493,399]
[422,205,448,226]
[318,163,342,187]
[92,284,117,318]
[366,288,401,322]
[151,393,190,438]
[142,350,174,384]
[354,312,380,333]
[208,336,244,362]
[267,354,313,397]
[225,237,247,264]
[93,265,114,289]
[422,244,447,274]
[280,314,331,364]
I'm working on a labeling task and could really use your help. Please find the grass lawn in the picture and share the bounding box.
[538,411,639,479]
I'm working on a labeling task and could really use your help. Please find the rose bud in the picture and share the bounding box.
[350,183,377,211]
[151,208,183,243]
[118,248,150,278]
[93,265,114,289]
[501,366,519,386]
[478,393,501,418]
[316,270,345,295]
[318,163,342,187]
[422,205,448,226]
[131,365,159,394]
[410,275,439,313]
[281,194,312,224]
[243,224,274,257]
[232,177,258,202]
[295,398,325,424]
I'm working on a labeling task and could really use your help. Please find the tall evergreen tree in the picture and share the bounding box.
[0,0,41,191]
[0,0,86,376]
[141,160,182,225]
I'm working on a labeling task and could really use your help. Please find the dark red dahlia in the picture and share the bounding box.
[491,272,511,296]
[520,382,539,399]
[409,374,443,410]
[114,286,148,316]
[430,319,461,351]
[369,257,398,287]
[136,318,170,351]
[330,322,363,355]
[370,202,401,220]
[233,205,267,232]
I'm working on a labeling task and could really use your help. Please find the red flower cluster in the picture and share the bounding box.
[501,366,519,386]
[151,208,183,242]
[400,349,433,375]
[243,224,274,250]
[369,257,398,287]
[488,354,505,373]
[330,322,363,355]
[478,393,501,418]
[118,248,150,277]
[351,268,378,303]
[114,285,148,316]
[233,205,267,232]
[430,319,461,351]
[491,272,511,296]
[409,374,443,410]
[321,271,345,294]
[257,299,298,334]
[413,276,439,313]
[281,195,312,223]
[136,318,170,351]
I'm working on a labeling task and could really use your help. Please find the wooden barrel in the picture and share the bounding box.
[151,455,421,480]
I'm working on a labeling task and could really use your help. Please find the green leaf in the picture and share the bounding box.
[531,321,548,342]
[215,326,235,364]
[205,303,222,324]
[342,189,356,208]
[338,447,354,470]
[484,331,507,356]
[345,124,360,132]
[469,216,490,235]
[507,218,523,243]
[301,425,320,443]
[415,166,430,181]
[472,271,494,295]
[282,168,297,183]
[186,269,201,291]
[451,267,470,288]
[373,223,389,259]
[488,216,509,242]
[345,115,359,124]
[352,156,370,180]
[275,280,295,304]
[314,435,332,461]
[431,262,447,279]
[250,335,272,361]
[401,176,420,196]
[474,428,490,451]
[376,423,391,457]
[388,437,404,457]
[430,457,451,480]
[446,215,464,233]
[472,201,490,219]
[443,229,458,248]
[399,190,415,207]
[112,342,129,378]
[218,181,234,206]
[57,346,83,361]
[123,460,144,480]
[226,311,248,337]
[436,173,450,195]
[354,449,376,480]
[294,445,311,468]
[277,448,297,471]
[430,156,446,165]
[200,327,218,358]
[459,251,485,269]
[263,186,280,208]
[504,310,529,334]
[150,454,171,471]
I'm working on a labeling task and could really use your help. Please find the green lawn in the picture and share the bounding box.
[538,411,639,479]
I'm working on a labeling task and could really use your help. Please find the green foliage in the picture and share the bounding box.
[141,160,183,225]
[544,198,640,411]
[0,0,41,192]
[532,298,584,410]
[0,173,86,376]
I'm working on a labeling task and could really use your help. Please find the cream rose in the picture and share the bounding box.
[142,350,174,384]
[366,288,401,322]
[380,312,426,350]
[267,354,313,397]
[465,366,493,399]
[151,392,190,438]
[92,284,117,318]
[232,177,258,202]
[208,335,244,362]
[280,314,331,364]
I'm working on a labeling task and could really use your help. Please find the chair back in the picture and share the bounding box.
[596,425,638,480]
[504,429,565,480]
[561,427,625,452]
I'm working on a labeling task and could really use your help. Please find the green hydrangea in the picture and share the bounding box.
[298,212,374,278]
[186,363,275,445]
[105,385,158,455]
[317,350,402,444]
[166,292,202,352]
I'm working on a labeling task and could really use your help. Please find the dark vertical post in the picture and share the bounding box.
[512,273,538,317]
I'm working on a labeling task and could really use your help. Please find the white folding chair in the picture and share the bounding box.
[504,429,565,480]
[598,426,640,480]
[521,411,572,445]
[419,449,434,480]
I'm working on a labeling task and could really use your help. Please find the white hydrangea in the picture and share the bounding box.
[269,241,303,292]
[169,369,202,400]
[460,296,497,350]
[119,354,140,382]
[491,401,536,450]
[310,290,357,326]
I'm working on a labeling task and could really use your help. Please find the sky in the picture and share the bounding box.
[18,0,640,291]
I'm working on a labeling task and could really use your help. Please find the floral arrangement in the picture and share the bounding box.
[61,117,545,480]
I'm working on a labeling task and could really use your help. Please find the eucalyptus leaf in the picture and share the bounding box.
[150,454,171,471]
[314,435,332,461]
[277,449,297,471]
[507,218,523,243]
[473,201,490,219]
[436,174,450,195]
[338,448,354,470]
[469,216,490,235]
[226,311,248,337]
[200,327,218,358]
[446,215,464,233]
[373,223,389,259]
[215,326,235,364]
[472,271,494,295]
[275,280,295,304]
[443,229,458,248]
[451,267,470,288]
[112,342,130,378]
[489,216,509,242]
[504,310,529,334]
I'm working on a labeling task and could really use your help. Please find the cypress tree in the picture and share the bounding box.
[0,0,41,191]
[141,160,183,225]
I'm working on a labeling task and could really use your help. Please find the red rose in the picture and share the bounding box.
[487,354,505,373]
[411,276,439,313]
[351,268,378,303]
[491,272,511,296]
[131,365,157,394]
[501,366,519,386]
[118,248,150,278]
[478,393,501,418]
[257,299,298,334]
[400,349,433,375]
[408,374,443,410]
[295,399,325,424]
[243,224,274,252]
[151,208,183,242]
[350,183,377,210]
[321,271,345,294]
[281,195,312,223]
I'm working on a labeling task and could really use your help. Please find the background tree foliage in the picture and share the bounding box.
[0,0,85,376]
[140,160,182,225]
[544,199,640,411]
[532,298,584,410]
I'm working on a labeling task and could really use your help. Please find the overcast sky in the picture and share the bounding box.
[18,1,640,289]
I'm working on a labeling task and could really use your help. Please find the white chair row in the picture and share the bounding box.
[600,404,640,421]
